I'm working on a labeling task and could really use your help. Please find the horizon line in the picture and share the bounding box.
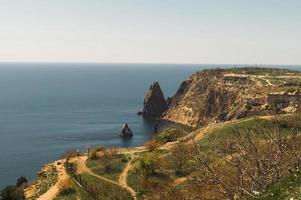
[0,61,300,67]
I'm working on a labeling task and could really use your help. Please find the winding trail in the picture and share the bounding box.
[74,155,137,200]
[170,114,290,186]
[75,156,118,186]
[36,160,68,200]
[118,157,137,199]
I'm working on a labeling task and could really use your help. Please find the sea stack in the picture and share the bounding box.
[143,81,168,118]
[120,123,133,137]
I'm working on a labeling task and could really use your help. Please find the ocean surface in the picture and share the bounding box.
[0,63,300,188]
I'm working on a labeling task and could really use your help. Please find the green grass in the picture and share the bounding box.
[86,154,128,181]
[198,118,261,151]
[127,155,172,200]
[197,116,296,152]
[248,170,301,200]
[80,173,133,200]
[54,179,92,200]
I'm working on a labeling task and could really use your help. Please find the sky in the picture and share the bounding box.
[0,0,300,65]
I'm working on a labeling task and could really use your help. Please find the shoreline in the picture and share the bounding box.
[23,118,189,192]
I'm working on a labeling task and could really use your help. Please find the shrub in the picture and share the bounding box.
[16,176,28,187]
[156,128,178,143]
[139,152,159,179]
[60,149,83,161]
[1,185,24,200]
[188,115,301,200]
[88,145,107,160]
[57,178,76,197]
[89,149,98,160]
[101,148,118,172]
[0,176,28,200]
[121,156,128,163]
[144,139,161,151]
[94,145,105,152]
[171,142,194,176]
[58,177,74,193]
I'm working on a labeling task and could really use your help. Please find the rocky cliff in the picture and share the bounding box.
[162,68,301,127]
[143,81,168,118]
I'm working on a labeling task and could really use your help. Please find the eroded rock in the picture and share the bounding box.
[143,81,168,118]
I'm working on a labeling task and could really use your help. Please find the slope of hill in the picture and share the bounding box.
[163,68,301,127]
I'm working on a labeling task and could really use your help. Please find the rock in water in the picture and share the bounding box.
[120,123,133,137]
[143,81,168,118]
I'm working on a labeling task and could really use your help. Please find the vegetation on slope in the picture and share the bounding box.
[79,173,133,200]
[248,169,301,200]
[228,67,301,76]
[86,151,128,181]
[26,164,58,200]
[0,177,27,200]
[126,114,301,200]
[54,178,92,200]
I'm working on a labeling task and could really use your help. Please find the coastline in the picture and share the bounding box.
[23,118,189,195]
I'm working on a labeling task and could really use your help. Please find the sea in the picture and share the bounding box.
[0,63,300,188]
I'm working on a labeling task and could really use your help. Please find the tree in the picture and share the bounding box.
[157,128,178,143]
[171,142,194,175]
[188,114,301,200]
[144,139,160,151]
[139,152,159,179]
[16,177,27,187]
[0,185,24,200]
[102,148,117,172]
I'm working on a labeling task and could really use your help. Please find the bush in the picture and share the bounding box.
[0,176,28,200]
[144,139,161,151]
[101,148,118,172]
[88,145,107,160]
[139,153,159,179]
[16,176,28,187]
[89,149,98,160]
[94,145,106,152]
[171,142,194,176]
[60,149,83,161]
[88,147,119,173]
[57,178,76,196]
[58,177,74,193]
[156,128,178,143]
[1,185,24,200]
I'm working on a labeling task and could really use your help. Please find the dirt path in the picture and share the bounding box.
[118,146,148,155]
[118,157,137,200]
[74,156,137,200]
[160,115,281,151]
[257,76,275,87]
[75,156,119,186]
[37,160,68,200]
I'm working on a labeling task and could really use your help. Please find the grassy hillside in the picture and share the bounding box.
[125,114,301,199]
[248,170,301,200]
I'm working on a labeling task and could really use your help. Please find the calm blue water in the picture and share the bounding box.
[0,63,300,188]
[0,63,202,188]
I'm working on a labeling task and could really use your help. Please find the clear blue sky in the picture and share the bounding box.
[0,0,300,64]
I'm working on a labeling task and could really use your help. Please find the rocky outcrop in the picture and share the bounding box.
[120,123,133,137]
[143,82,168,118]
[267,92,301,106]
[162,68,298,128]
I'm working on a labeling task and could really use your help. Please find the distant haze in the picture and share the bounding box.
[0,0,301,65]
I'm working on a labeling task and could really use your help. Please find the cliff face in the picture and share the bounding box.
[143,82,168,118]
[162,69,288,127]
